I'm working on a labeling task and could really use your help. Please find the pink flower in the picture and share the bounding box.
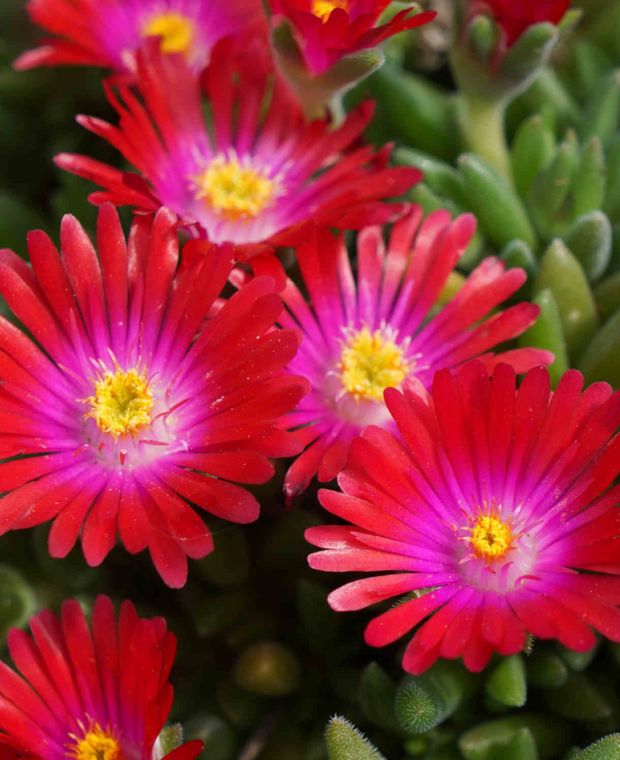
[307,362,620,673]
[0,205,308,587]
[55,37,419,256]
[274,207,551,497]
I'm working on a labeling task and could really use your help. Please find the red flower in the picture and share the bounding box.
[0,596,203,760]
[270,0,436,74]
[307,362,620,673]
[0,205,308,587]
[55,36,419,256]
[14,0,265,75]
[469,0,570,45]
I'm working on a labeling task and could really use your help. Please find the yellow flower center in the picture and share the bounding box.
[339,327,409,402]
[143,11,194,54]
[69,723,120,760]
[470,514,513,561]
[86,368,153,438]
[194,156,277,221]
[312,0,348,22]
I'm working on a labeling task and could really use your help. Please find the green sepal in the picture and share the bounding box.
[572,138,607,220]
[580,70,620,146]
[578,307,620,388]
[533,239,599,358]
[485,655,527,708]
[572,735,620,760]
[271,22,384,119]
[467,14,499,64]
[563,211,612,282]
[459,153,537,249]
[546,674,613,721]
[525,647,569,689]
[501,23,559,96]
[359,663,400,732]
[510,114,555,199]
[158,725,184,755]
[325,716,387,760]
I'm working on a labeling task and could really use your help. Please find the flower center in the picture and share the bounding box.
[143,11,194,54]
[69,723,120,760]
[312,0,348,22]
[194,156,277,221]
[469,514,513,561]
[86,368,153,438]
[339,327,409,402]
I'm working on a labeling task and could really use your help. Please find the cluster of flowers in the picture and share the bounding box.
[1,0,619,756]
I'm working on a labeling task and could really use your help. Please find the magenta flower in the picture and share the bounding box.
[0,205,308,587]
[14,0,264,75]
[307,362,620,674]
[275,207,552,498]
[55,37,419,257]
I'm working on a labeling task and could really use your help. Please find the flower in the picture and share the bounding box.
[0,204,308,587]
[468,0,570,46]
[14,0,264,75]
[275,208,552,498]
[270,0,436,75]
[306,362,620,674]
[54,37,419,255]
[0,595,203,760]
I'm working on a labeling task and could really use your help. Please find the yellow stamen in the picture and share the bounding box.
[470,514,513,561]
[312,0,348,22]
[68,722,120,760]
[86,368,153,438]
[143,11,194,54]
[194,156,276,221]
[339,327,408,402]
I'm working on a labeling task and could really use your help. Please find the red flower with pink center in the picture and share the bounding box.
[0,205,308,587]
[0,596,202,760]
[270,0,436,74]
[55,36,419,256]
[307,362,620,673]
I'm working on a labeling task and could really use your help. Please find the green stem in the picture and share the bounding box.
[459,93,513,182]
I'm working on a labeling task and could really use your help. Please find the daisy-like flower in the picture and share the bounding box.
[306,362,620,674]
[55,37,420,255]
[0,595,203,760]
[0,204,308,587]
[269,0,436,75]
[14,0,263,75]
[469,0,570,46]
[275,207,552,498]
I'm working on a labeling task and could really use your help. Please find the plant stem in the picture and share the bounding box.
[459,93,513,182]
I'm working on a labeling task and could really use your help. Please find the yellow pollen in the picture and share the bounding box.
[312,0,348,22]
[194,157,276,221]
[69,723,120,760]
[86,368,153,438]
[143,11,194,54]
[339,327,408,402]
[470,514,513,561]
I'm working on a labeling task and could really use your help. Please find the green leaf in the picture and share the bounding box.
[546,674,613,721]
[485,655,527,708]
[563,211,612,282]
[578,307,620,388]
[573,734,620,759]
[325,716,387,760]
[572,138,606,220]
[359,663,399,732]
[511,114,555,199]
[525,648,569,689]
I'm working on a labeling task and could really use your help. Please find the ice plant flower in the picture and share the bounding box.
[307,362,620,674]
[14,0,263,75]
[0,204,308,587]
[468,0,570,46]
[269,0,436,74]
[55,37,419,255]
[275,207,552,497]
[0,595,203,760]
